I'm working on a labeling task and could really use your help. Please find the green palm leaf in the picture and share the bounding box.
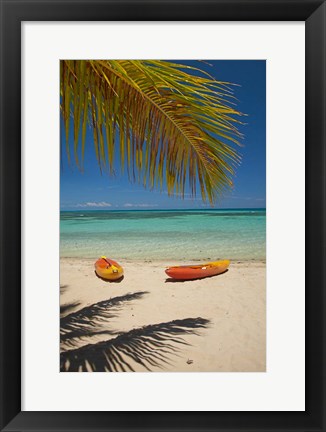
[60,60,244,203]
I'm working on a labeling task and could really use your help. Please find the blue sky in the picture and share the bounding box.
[61,60,266,210]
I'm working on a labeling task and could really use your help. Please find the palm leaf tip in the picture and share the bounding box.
[60,60,244,203]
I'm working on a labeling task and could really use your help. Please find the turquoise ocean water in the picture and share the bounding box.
[60,209,266,261]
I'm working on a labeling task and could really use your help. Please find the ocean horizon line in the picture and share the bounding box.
[61,207,266,212]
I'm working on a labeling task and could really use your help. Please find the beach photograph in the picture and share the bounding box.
[60,60,266,372]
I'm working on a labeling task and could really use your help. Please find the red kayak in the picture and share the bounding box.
[165,259,230,280]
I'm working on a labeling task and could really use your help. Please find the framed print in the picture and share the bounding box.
[0,0,325,431]
[59,58,267,375]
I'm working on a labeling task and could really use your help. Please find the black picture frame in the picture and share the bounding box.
[0,0,325,431]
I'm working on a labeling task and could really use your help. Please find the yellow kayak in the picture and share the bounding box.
[95,256,124,281]
[165,259,230,280]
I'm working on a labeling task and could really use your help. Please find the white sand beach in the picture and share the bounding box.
[60,258,266,372]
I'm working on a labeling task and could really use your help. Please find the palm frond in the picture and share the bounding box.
[60,60,244,203]
[60,291,148,348]
[60,317,210,372]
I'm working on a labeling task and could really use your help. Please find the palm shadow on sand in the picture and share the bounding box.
[60,291,147,348]
[60,284,69,294]
[60,291,210,372]
[60,301,81,316]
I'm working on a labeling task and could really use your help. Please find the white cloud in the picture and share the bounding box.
[123,203,158,208]
[75,201,112,208]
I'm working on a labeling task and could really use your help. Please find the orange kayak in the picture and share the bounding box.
[95,256,124,281]
[165,259,230,280]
